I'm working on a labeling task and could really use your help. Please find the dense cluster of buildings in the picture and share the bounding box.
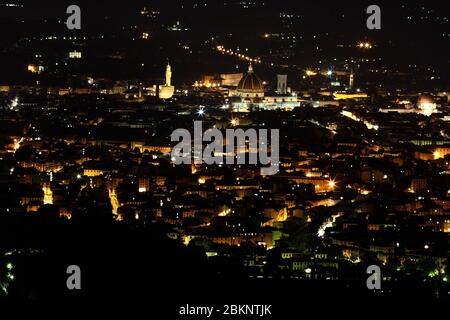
[1,1,450,303]
[1,65,449,291]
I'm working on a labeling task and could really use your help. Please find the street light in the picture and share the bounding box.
[197,106,206,117]
[328,180,336,189]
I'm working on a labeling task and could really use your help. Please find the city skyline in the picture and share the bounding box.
[0,0,449,315]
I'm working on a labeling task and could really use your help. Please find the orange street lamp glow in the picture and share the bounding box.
[328,180,336,189]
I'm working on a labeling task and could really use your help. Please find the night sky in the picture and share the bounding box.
[1,1,450,85]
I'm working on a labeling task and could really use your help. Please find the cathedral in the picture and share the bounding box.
[236,64,265,100]
[230,64,299,112]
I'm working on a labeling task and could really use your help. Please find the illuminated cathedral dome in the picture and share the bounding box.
[417,94,433,105]
[237,64,264,98]
[417,94,437,116]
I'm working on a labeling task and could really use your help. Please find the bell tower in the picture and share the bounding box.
[165,62,172,86]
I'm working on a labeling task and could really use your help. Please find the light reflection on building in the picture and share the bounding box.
[42,183,53,205]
